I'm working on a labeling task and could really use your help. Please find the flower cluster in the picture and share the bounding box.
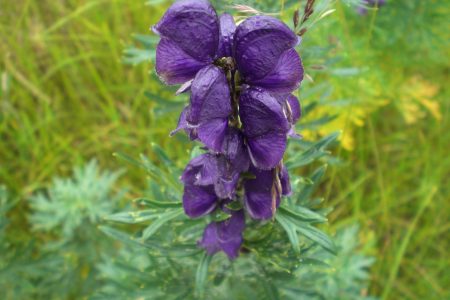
[357,0,386,15]
[153,0,303,259]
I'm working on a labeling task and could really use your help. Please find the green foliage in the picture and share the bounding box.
[29,160,123,238]
[95,222,376,299]
[101,129,349,298]
[281,225,376,300]
[0,162,125,299]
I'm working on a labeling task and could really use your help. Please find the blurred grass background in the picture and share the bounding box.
[0,0,448,299]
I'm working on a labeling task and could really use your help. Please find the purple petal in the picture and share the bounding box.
[280,165,291,196]
[188,66,232,151]
[244,168,279,220]
[248,49,304,93]
[170,106,189,136]
[247,133,287,170]
[153,0,219,62]
[170,106,199,140]
[222,128,250,173]
[198,210,245,259]
[239,87,289,169]
[214,172,239,199]
[234,16,298,82]
[217,13,236,58]
[181,154,219,186]
[197,119,229,152]
[239,87,290,137]
[198,222,221,254]
[155,38,207,85]
[183,184,217,218]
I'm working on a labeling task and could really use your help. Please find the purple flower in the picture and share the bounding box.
[234,16,304,94]
[181,131,249,218]
[244,165,291,220]
[153,0,219,84]
[154,0,305,259]
[198,210,245,259]
[239,86,290,170]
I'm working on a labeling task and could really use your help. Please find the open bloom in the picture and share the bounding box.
[153,0,220,85]
[244,165,291,219]
[198,210,245,259]
[234,16,304,94]
[181,129,249,218]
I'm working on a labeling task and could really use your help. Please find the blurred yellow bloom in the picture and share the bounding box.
[399,76,441,124]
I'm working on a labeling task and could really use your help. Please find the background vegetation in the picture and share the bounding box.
[0,0,448,299]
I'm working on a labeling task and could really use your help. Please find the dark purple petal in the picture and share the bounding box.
[170,106,199,140]
[214,172,239,199]
[244,168,279,220]
[234,16,299,82]
[239,87,289,169]
[248,49,304,93]
[247,133,287,170]
[181,152,240,199]
[280,165,291,196]
[183,184,217,218]
[197,119,229,152]
[170,105,189,136]
[156,38,207,85]
[198,222,221,254]
[181,154,219,186]
[153,0,219,62]
[217,13,236,58]
[198,210,245,259]
[222,128,250,173]
[188,65,232,151]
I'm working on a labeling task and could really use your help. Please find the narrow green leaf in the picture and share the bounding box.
[286,132,339,169]
[279,205,327,223]
[104,209,158,224]
[99,226,201,257]
[141,208,184,240]
[113,152,146,169]
[300,257,331,268]
[195,253,212,299]
[297,165,328,204]
[99,225,142,247]
[276,213,300,254]
[276,210,336,254]
[296,114,337,130]
[295,223,337,255]
[133,198,182,208]
[150,143,174,167]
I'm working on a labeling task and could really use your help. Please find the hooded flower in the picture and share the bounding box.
[198,210,245,259]
[153,0,220,85]
[234,16,304,94]
[181,133,249,218]
[239,86,291,170]
[244,165,291,220]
